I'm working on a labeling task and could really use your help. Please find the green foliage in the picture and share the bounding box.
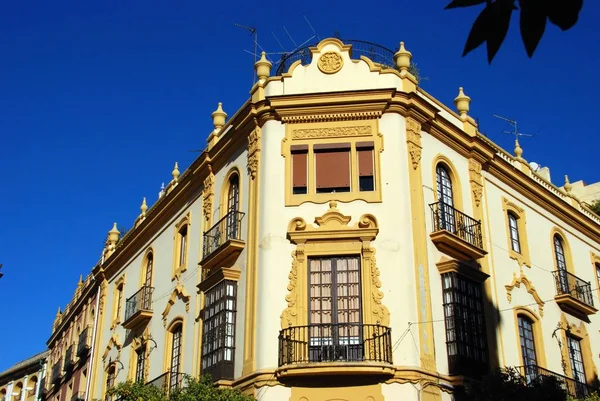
[463,367,567,401]
[108,376,254,401]
[445,0,583,62]
[569,393,600,401]
[588,200,600,215]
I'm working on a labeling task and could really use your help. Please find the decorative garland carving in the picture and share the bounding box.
[468,158,484,207]
[202,165,214,224]
[317,51,343,74]
[405,118,422,170]
[98,279,108,315]
[280,250,300,328]
[247,125,261,180]
[161,284,191,327]
[281,111,382,124]
[102,333,122,361]
[291,125,371,140]
[363,246,390,326]
[505,273,545,316]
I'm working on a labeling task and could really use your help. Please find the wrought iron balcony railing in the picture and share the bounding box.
[51,362,62,383]
[276,39,396,76]
[278,323,392,366]
[64,345,74,370]
[146,372,185,392]
[124,286,153,322]
[517,364,599,399]
[552,270,595,308]
[77,326,91,356]
[429,202,484,250]
[202,210,244,259]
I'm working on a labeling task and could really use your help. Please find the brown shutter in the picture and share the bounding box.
[357,145,374,177]
[292,150,308,188]
[315,145,350,189]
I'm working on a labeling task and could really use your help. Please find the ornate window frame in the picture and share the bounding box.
[171,212,191,281]
[140,248,154,287]
[281,201,389,329]
[281,120,383,206]
[590,252,600,301]
[558,314,597,384]
[550,228,574,275]
[502,197,531,268]
[127,330,150,383]
[431,155,464,211]
[219,167,242,216]
[111,275,126,330]
[513,307,547,368]
[162,317,185,374]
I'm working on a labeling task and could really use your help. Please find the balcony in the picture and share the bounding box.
[517,365,599,399]
[552,270,597,317]
[429,202,487,260]
[51,362,62,383]
[146,372,185,393]
[71,392,86,401]
[64,345,75,371]
[201,211,245,271]
[77,326,91,357]
[277,323,394,379]
[122,286,154,330]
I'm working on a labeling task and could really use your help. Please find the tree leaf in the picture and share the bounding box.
[462,3,493,57]
[520,0,547,57]
[546,0,583,30]
[486,0,515,63]
[445,0,487,9]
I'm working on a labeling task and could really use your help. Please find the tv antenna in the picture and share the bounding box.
[493,114,535,143]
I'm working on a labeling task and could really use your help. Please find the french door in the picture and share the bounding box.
[226,175,239,240]
[308,256,362,362]
[436,165,456,233]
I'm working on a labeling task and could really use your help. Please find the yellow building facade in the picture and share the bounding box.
[1,351,48,401]
[42,38,600,401]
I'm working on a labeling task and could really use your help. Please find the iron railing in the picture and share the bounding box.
[124,286,154,321]
[51,362,62,383]
[146,372,185,392]
[552,270,595,308]
[71,392,86,401]
[77,326,91,356]
[202,210,245,259]
[429,202,484,250]
[276,39,396,76]
[278,323,392,366]
[516,365,599,399]
[64,345,74,370]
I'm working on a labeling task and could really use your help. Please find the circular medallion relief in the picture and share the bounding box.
[317,51,343,74]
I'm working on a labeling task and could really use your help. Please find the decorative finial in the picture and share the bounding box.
[255,51,272,81]
[564,175,572,193]
[328,200,338,210]
[394,41,412,72]
[211,102,227,131]
[108,222,120,244]
[454,87,471,120]
[514,139,523,159]
[172,162,180,182]
[158,182,165,199]
[56,306,62,317]
[140,197,148,217]
[78,274,83,287]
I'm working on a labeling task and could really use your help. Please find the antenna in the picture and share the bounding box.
[493,114,535,142]
[234,23,258,84]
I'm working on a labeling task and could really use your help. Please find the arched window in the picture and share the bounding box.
[105,365,116,401]
[169,324,183,391]
[178,226,187,267]
[135,344,146,383]
[436,164,455,232]
[226,174,240,240]
[508,212,521,253]
[595,263,600,295]
[26,376,38,401]
[554,235,569,293]
[517,315,538,380]
[13,382,23,401]
[142,253,153,309]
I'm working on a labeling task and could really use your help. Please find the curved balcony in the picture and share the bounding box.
[277,323,393,379]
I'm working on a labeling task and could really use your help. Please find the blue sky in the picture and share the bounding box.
[1,1,598,370]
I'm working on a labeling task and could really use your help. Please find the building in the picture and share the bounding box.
[41,37,599,401]
[0,351,48,401]
[45,274,98,401]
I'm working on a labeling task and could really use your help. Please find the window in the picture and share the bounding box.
[436,164,456,232]
[308,256,362,362]
[226,174,240,240]
[113,284,124,325]
[105,366,115,401]
[135,344,146,383]
[169,324,182,391]
[567,335,586,384]
[178,226,187,267]
[291,145,308,195]
[172,213,191,280]
[518,315,537,381]
[201,281,237,381]
[595,263,600,294]
[315,143,351,193]
[142,254,153,309]
[508,213,521,253]
[441,272,488,376]
[357,142,374,192]
[554,235,569,293]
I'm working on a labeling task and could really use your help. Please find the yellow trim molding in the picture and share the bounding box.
[550,227,575,275]
[110,275,125,330]
[590,252,600,300]
[513,307,547,368]
[163,317,185,374]
[431,154,464,212]
[501,197,532,268]
[139,247,154,287]
[505,272,545,316]
[161,284,191,327]
[558,314,598,384]
[171,211,191,281]
[282,201,389,328]
[219,167,243,217]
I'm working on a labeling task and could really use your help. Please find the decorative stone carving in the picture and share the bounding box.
[161,284,191,327]
[405,118,422,170]
[468,158,484,207]
[292,125,371,140]
[505,272,545,316]
[280,250,299,329]
[317,51,343,74]
[247,125,261,180]
[202,165,214,224]
[363,246,390,326]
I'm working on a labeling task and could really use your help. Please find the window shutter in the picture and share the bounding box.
[357,142,374,177]
[315,144,350,189]
[291,145,308,188]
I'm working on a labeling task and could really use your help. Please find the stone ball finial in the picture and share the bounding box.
[108,222,120,244]
[140,197,148,217]
[514,139,523,159]
[255,51,272,81]
[394,41,412,71]
[564,175,572,193]
[212,102,227,130]
[172,162,180,182]
[454,87,471,120]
